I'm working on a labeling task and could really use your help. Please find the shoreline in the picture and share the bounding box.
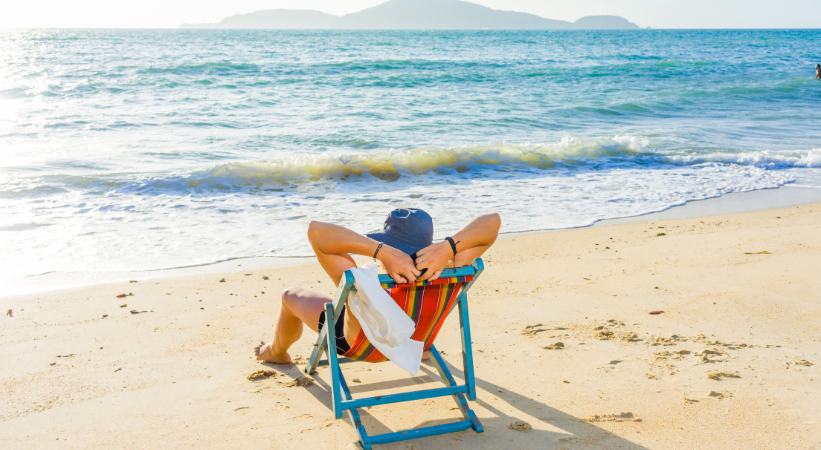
[7,184,821,299]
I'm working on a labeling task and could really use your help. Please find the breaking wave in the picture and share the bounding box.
[133,142,821,193]
[664,148,821,170]
[137,136,648,191]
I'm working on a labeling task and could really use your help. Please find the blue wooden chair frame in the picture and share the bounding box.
[305,258,485,449]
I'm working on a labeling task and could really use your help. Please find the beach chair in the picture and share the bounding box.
[305,258,485,449]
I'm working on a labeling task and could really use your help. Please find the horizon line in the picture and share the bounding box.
[2,26,821,31]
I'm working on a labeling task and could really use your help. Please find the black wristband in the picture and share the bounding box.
[445,237,457,256]
[373,242,384,259]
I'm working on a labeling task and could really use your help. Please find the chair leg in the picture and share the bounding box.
[324,347,481,449]
[338,372,373,450]
[306,315,328,375]
[325,302,344,419]
[428,346,484,433]
[307,273,354,375]
[457,295,478,401]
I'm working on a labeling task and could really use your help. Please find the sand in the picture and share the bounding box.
[1,203,820,449]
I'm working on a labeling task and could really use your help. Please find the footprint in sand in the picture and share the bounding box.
[593,320,641,342]
[648,334,687,346]
[648,350,685,378]
[652,349,690,363]
[522,324,548,336]
[508,420,532,432]
[709,390,733,400]
[697,348,728,364]
[586,412,642,423]
[247,370,278,381]
[787,359,814,368]
[283,376,314,387]
[707,371,740,380]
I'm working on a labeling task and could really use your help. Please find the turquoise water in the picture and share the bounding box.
[1,29,820,280]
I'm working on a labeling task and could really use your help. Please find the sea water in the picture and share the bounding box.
[1,29,820,284]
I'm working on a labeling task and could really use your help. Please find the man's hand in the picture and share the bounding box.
[378,245,420,284]
[414,241,454,282]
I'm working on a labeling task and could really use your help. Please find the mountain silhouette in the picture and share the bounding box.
[191,10,338,29]
[182,0,639,30]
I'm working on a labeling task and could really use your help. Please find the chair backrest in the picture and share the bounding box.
[342,259,483,362]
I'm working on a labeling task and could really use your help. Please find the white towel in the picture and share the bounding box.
[347,266,424,375]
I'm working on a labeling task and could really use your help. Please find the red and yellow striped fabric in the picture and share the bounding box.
[343,275,473,362]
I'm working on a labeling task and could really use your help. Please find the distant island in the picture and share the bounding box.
[182,0,640,30]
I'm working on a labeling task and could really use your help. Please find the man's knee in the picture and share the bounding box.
[281,288,298,308]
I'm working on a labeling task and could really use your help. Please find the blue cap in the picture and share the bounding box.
[367,208,433,256]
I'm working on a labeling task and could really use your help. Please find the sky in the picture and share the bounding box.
[1,0,820,29]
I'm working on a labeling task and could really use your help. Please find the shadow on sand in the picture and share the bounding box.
[263,358,649,450]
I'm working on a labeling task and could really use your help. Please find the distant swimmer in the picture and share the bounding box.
[817,64,821,79]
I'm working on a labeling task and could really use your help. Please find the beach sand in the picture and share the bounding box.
[2,203,820,449]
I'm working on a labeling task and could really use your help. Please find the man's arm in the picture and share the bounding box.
[307,221,421,285]
[414,213,501,281]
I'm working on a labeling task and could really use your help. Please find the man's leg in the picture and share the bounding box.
[255,288,331,364]
[255,246,358,364]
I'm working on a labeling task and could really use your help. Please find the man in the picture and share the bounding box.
[254,208,501,364]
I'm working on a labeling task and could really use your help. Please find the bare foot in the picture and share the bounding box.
[254,341,292,364]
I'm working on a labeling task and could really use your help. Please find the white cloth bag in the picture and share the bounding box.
[347,266,424,375]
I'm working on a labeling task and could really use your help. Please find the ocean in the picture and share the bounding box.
[1,29,820,284]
